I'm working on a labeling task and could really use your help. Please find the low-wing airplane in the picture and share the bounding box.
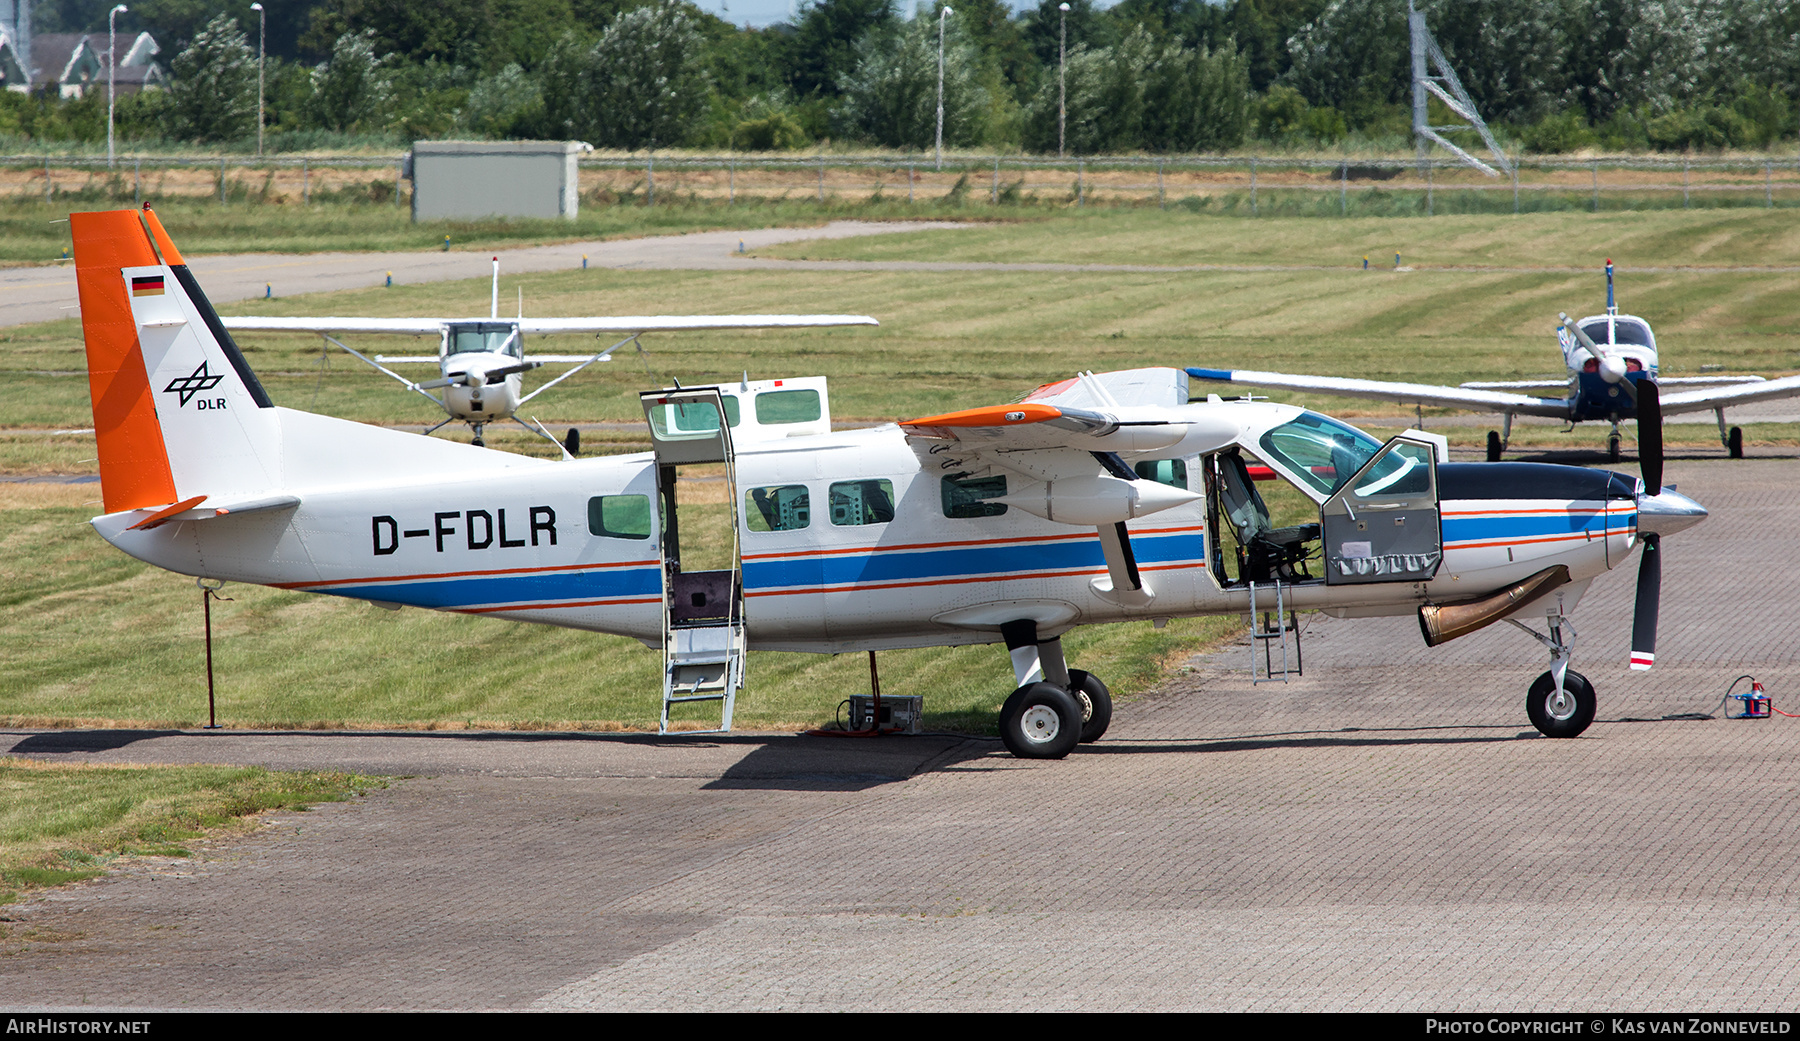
[1189,261,1800,462]
[73,208,1707,758]
[219,257,877,451]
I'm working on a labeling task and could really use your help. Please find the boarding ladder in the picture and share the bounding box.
[641,386,746,735]
[659,592,745,734]
[1247,578,1303,683]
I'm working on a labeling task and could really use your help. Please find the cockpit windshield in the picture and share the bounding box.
[1612,319,1652,346]
[1255,412,1386,499]
[444,322,523,359]
[1578,318,1653,348]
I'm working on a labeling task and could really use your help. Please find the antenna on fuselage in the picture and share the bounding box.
[491,257,500,320]
[1606,258,1617,316]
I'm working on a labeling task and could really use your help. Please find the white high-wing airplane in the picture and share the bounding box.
[219,256,877,451]
[1190,261,1800,462]
[74,208,1708,758]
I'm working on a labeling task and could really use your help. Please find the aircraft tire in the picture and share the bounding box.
[1486,431,1502,462]
[1608,436,1621,463]
[1729,426,1743,459]
[1526,670,1596,739]
[1066,670,1113,744]
[999,682,1083,759]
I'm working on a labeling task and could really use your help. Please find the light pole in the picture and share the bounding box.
[1058,2,1069,159]
[935,5,952,171]
[250,3,265,156]
[107,4,126,168]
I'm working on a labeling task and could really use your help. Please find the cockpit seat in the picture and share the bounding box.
[1217,450,1319,582]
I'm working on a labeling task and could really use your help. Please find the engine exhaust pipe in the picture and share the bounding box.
[1418,565,1571,647]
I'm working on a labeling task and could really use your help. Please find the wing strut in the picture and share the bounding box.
[322,333,445,407]
[518,334,641,406]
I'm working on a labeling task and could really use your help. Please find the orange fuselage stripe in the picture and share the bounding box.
[71,210,176,514]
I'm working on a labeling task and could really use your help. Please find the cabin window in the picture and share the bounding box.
[942,475,1008,518]
[1134,459,1188,489]
[587,494,651,540]
[720,395,742,427]
[755,389,822,425]
[829,480,896,526]
[745,484,811,532]
[647,398,723,439]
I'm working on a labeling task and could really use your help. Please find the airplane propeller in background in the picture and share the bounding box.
[412,360,542,391]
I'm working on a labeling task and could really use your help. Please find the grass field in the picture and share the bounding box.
[5,206,1800,737]
[755,207,1800,270]
[0,757,375,905]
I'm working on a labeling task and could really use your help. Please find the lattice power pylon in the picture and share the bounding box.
[1410,1,1513,178]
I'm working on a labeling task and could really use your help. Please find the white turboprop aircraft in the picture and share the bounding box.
[219,256,877,450]
[1190,261,1800,463]
[74,208,1708,758]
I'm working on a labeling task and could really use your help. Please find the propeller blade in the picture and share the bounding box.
[1630,532,1660,670]
[482,361,543,380]
[1638,378,1663,492]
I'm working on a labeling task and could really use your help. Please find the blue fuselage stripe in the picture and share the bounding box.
[318,566,662,609]
[1443,510,1628,544]
[742,531,1204,591]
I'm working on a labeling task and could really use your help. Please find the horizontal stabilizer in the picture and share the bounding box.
[122,492,302,530]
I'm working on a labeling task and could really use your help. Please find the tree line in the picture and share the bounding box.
[7,0,1798,153]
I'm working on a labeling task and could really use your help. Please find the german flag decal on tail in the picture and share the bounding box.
[130,275,165,297]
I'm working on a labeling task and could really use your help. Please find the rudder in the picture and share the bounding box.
[73,207,280,514]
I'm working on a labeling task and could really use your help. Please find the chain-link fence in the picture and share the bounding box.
[8,152,1800,215]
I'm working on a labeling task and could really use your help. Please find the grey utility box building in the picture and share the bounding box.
[410,141,583,222]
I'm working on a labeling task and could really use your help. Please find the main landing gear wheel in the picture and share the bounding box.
[1728,426,1743,459]
[1486,430,1503,462]
[1065,669,1113,744]
[999,682,1083,759]
[1526,670,1596,738]
[1608,434,1621,463]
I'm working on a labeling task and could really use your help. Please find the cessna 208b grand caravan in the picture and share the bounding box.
[218,256,878,451]
[1191,262,1800,463]
[74,208,1707,758]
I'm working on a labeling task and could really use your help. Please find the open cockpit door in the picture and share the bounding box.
[1320,436,1442,585]
[640,387,744,733]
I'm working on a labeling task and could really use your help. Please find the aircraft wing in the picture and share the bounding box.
[516,315,878,334]
[899,401,1239,483]
[1660,373,1800,413]
[220,317,445,335]
[1187,367,1570,418]
[219,315,878,336]
[1461,379,1568,390]
[1655,376,1767,386]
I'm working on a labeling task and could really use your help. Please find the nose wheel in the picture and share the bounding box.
[1508,613,1596,738]
[1527,670,1595,738]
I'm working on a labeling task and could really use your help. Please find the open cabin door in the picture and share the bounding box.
[640,387,744,733]
[1321,436,1443,585]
